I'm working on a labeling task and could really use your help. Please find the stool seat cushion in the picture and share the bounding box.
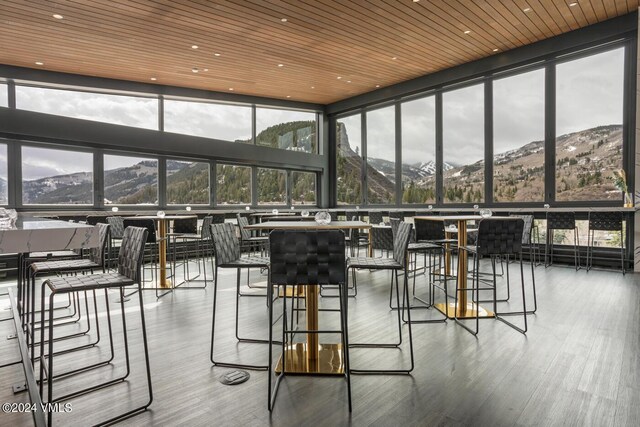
[45,272,135,293]
[30,259,100,274]
[348,257,402,270]
[29,250,79,259]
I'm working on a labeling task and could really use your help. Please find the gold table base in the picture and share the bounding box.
[434,302,495,319]
[278,286,306,298]
[275,343,344,375]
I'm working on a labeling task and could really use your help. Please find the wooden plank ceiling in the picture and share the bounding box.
[0,0,637,104]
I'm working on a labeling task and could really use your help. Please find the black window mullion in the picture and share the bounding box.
[361,110,367,207]
[484,80,493,205]
[544,64,556,204]
[435,92,443,206]
[395,102,402,206]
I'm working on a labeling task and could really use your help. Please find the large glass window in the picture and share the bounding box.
[443,83,484,203]
[256,108,317,153]
[22,146,93,204]
[104,155,158,205]
[556,48,624,201]
[15,86,158,129]
[164,100,252,142]
[366,105,396,204]
[336,114,363,205]
[0,83,7,107]
[291,171,316,205]
[166,160,210,205]
[401,96,436,204]
[257,168,287,205]
[216,164,251,205]
[494,69,545,202]
[0,144,8,204]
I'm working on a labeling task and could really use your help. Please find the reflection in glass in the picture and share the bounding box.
[22,146,93,204]
[336,114,363,205]
[164,99,251,142]
[216,164,251,205]
[258,168,287,205]
[556,48,624,201]
[494,69,545,202]
[166,160,210,205]
[291,171,316,205]
[0,144,8,204]
[401,96,436,204]
[256,107,317,153]
[366,105,395,204]
[16,86,158,129]
[104,155,158,205]
[443,83,484,203]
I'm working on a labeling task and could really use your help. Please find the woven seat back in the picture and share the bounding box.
[117,226,149,282]
[589,212,622,231]
[89,223,111,266]
[210,223,241,265]
[546,212,576,230]
[475,218,524,256]
[107,216,125,239]
[123,219,157,243]
[269,230,345,286]
[173,217,197,234]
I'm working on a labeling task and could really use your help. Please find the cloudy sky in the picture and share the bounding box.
[443,83,485,166]
[0,83,7,107]
[402,96,436,165]
[165,99,251,141]
[366,105,395,165]
[21,146,92,180]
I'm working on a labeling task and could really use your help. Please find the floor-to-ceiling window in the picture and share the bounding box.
[443,83,484,203]
[366,105,396,204]
[555,48,625,202]
[401,96,436,204]
[166,160,210,205]
[216,164,251,205]
[256,108,317,153]
[493,69,545,202]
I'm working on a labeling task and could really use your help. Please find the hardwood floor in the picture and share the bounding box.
[0,258,639,426]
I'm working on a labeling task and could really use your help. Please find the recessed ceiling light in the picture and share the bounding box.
[464,30,471,34]
[281,18,287,22]
[375,84,380,88]
[523,7,531,12]
[337,76,342,79]
[192,67,199,73]
[191,45,198,49]
[52,14,63,19]
[35,61,44,65]
[569,2,577,6]
[203,68,209,71]
[278,63,284,67]
[311,86,315,89]
[150,77,157,81]
[214,53,221,57]
[391,56,397,60]
[229,87,234,91]
[286,95,291,98]
[413,0,420,2]
[493,48,499,52]
[347,80,352,83]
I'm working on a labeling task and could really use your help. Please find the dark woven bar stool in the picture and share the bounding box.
[545,212,580,270]
[237,214,268,255]
[26,223,111,359]
[209,223,270,370]
[169,216,214,288]
[457,217,529,335]
[267,229,351,412]
[586,211,625,274]
[347,221,414,374]
[38,226,153,426]
[368,211,384,225]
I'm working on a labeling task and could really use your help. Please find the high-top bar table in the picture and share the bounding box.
[123,215,197,289]
[245,220,371,375]
[413,215,499,319]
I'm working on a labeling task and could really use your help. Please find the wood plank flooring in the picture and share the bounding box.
[0,258,639,426]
